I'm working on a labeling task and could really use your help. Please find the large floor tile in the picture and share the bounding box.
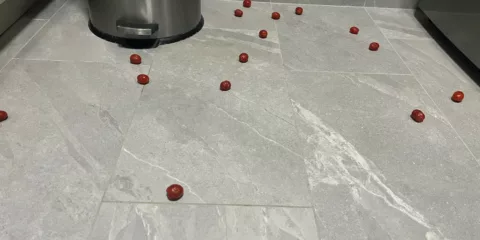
[273,4,409,74]
[149,27,287,119]
[226,206,318,240]
[287,71,480,239]
[17,0,152,64]
[391,38,480,161]
[90,203,226,240]
[366,8,430,40]
[0,59,148,239]
[271,0,365,6]
[103,67,309,205]
[89,203,318,240]
[26,0,67,19]
[0,18,46,69]
[203,0,275,31]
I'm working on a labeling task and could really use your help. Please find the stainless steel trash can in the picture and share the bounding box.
[88,0,203,45]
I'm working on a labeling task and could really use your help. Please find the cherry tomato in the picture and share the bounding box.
[220,80,231,91]
[166,184,184,201]
[130,54,142,64]
[243,0,251,8]
[239,53,249,63]
[0,110,8,122]
[259,30,268,39]
[369,42,380,51]
[411,109,425,123]
[451,91,464,103]
[271,12,280,20]
[234,9,243,17]
[137,74,150,85]
[349,26,359,35]
[295,7,303,15]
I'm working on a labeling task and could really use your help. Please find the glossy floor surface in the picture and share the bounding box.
[1,0,479,239]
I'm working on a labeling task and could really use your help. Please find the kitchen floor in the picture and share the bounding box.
[1,0,480,239]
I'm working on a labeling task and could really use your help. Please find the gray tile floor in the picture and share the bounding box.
[1,0,480,239]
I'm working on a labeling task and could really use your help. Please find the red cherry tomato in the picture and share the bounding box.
[239,53,249,63]
[243,0,251,8]
[0,110,8,122]
[411,109,425,123]
[137,74,150,85]
[369,42,380,51]
[130,54,142,64]
[271,12,280,20]
[220,80,231,91]
[166,184,184,201]
[259,30,268,39]
[234,9,243,17]
[349,26,359,35]
[451,91,464,103]
[295,7,303,15]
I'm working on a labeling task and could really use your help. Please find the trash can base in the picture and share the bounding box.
[88,16,204,48]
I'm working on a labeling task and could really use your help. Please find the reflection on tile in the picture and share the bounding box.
[90,203,226,240]
[366,8,430,40]
[90,203,318,240]
[226,206,318,240]
[203,0,275,30]
[391,38,480,160]
[103,67,309,205]
[287,71,480,239]
[272,4,409,74]
[0,18,46,69]
[26,0,67,19]
[365,0,418,8]
[17,0,152,64]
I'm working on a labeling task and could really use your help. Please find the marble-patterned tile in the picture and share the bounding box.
[287,71,480,239]
[203,0,275,30]
[26,0,67,19]
[0,60,131,239]
[11,59,148,181]
[89,203,318,240]
[366,8,430,40]
[16,0,152,64]
[89,203,227,240]
[272,4,409,74]
[226,206,318,240]
[270,0,365,6]
[0,18,46,69]
[365,0,418,8]
[103,60,310,205]
[391,38,480,161]
[149,27,286,119]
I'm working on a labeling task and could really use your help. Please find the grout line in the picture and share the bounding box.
[365,8,480,164]
[12,57,151,67]
[13,58,412,77]
[0,0,69,73]
[86,54,153,239]
[271,1,285,67]
[270,1,317,220]
[0,21,49,73]
[101,200,313,209]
